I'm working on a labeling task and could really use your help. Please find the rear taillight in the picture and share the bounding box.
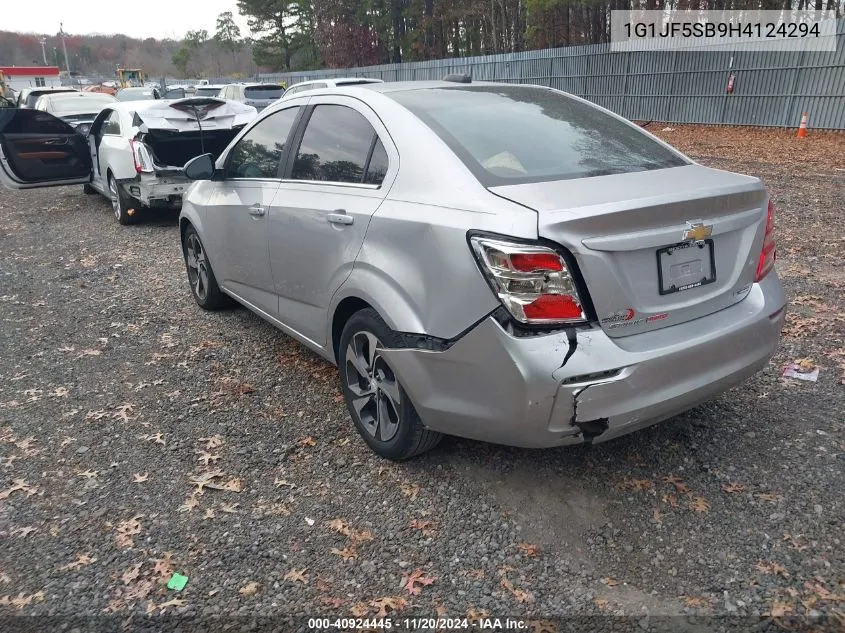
[129,139,153,174]
[755,200,776,281]
[470,236,586,325]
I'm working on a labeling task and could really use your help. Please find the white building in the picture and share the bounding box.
[0,66,61,91]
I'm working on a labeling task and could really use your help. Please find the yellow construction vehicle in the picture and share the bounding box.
[117,68,146,88]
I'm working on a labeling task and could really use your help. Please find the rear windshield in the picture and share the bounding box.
[389,85,687,185]
[26,90,75,108]
[245,86,284,99]
[195,87,221,97]
[51,96,114,112]
[116,89,155,101]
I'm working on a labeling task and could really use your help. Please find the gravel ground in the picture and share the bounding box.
[0,125,842,632]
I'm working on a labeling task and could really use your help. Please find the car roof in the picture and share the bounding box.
[40,91,115,101]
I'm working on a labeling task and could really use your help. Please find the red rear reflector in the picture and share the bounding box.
[510,252,563,272]
[523,294,582,320]
[755,200,777,281]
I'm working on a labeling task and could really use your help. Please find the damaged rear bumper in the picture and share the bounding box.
[124,173,190,208]
[379,273,786,448]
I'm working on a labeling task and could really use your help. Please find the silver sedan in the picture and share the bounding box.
[171,80,786,459]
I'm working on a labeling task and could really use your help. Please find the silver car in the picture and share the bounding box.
[0,80,786,460]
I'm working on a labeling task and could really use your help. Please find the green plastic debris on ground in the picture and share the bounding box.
[167,573,188,591]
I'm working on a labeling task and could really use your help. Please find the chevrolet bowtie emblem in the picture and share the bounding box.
[682,222,713,243]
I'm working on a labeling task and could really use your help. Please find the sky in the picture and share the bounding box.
[3,0,251,40]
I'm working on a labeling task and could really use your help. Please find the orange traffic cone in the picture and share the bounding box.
[796,112,808,138]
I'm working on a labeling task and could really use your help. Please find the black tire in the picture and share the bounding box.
[108,173,139,225]
[83,183,96,195]
[338,308,442,461]
[181,225,231,310]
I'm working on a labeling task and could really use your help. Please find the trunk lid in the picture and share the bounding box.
[132,98,256,171]
[131,97,256,134]
[489,164,769,337]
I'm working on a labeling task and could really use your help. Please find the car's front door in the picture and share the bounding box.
[269,97,397,347]
[202,105,304,318]
[0,109,92,189]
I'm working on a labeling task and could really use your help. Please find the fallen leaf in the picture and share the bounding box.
[114,515,143,549]
[409,519,437,537]
[722,482,744,493]
[0,478,38,500]
[369,596,408,617]
[769,600,792,617]
[756,561,789,577]
[662,494,679,509]
[219,502,239,514]
[467,608,490,621]
[757,492,781,503]
[151,552,174,580]
[652,508,664,524]
[617,478,653,491]
[284,568,308,584]
[297,436,317,447]
[683,595,710,608]
[517,542,540,558]
[401,568,435,595]
[331,547,357,561]
[76,469,98,479]
[594,597,609,610]
[199,434,224,450]
[204,508,216,520]
[466,569,485,580]
[121,562,143,585]
[132,473,149,483]
[689,497,710,513]
[528,620,558,633]
[58,553,96,571]
[662,475,690,493]
[350,602,370,617]
[141,432,165,445]
[152,597,184,614]
[239,581,260,596]
[196,451,221,466]
[178,495,200,512]
[320,596,344,608]
[602,577,620,587]
[400,482,420,499]
[11,526,37,538]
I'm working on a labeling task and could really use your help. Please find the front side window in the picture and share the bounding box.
[35,77,46,87]
[389,85,688,186]
[291,105,384,185]
[225,106,300,179]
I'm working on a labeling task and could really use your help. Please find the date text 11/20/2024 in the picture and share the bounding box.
[308,617,530,630]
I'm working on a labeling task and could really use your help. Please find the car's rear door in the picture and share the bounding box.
[269,96,397,347]
[0,109,92,189]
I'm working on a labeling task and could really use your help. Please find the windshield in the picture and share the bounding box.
[116,89,156,101]
[245,85,284,99]
[50,96,114,112]
[389,85,688,185]
[195,87,221,97]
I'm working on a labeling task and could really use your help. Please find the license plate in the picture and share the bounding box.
[657,240,716,295]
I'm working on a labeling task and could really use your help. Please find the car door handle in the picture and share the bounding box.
[249,205,266,217]
[327,211,353,226]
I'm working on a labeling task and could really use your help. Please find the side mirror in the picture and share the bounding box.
[184,153,215,180]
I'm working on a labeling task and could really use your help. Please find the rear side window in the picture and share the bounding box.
[225,106,299,179]
[364,139,388,186]
[102,111,121,135]
[291,105,384,185]
[389,86,687,185]
[245,86,284,100]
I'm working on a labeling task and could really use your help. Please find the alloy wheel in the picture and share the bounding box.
[108,177,121,220]
[344,331,401,442]
[184,233,209,302]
